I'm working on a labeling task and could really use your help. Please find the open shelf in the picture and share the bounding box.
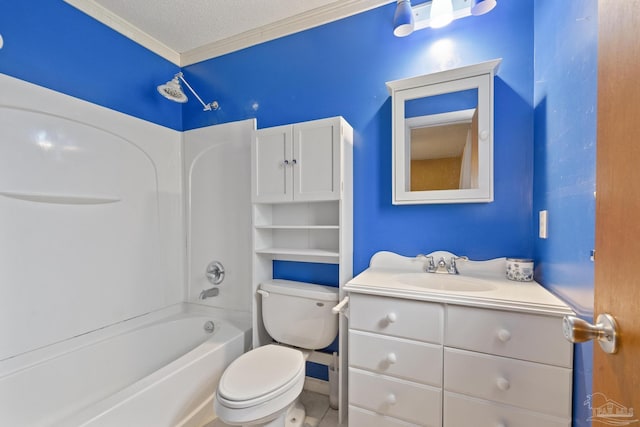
[255,247,339,257]
[255,247,340,263]
[255,225,339,230]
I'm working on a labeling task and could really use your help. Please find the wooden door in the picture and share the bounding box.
[292,117,341,201]
[593,0,640,423]
[252,125,292,203]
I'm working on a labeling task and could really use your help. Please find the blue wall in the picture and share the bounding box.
[0,1,182,130]
[183,1,535,274]
[533,2,598,427]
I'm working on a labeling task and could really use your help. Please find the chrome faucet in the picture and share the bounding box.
[434,257,449,274]
[418,254,466,274]
[199,287,219,299]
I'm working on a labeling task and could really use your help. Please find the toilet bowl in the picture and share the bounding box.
[214,280,339,427]
[214,345,306,426]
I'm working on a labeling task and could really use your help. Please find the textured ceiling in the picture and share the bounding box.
[65,0,392,65]
[93,0,341,53]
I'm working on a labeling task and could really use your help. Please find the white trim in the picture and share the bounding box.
[63,0,181,65]
[181,0,393,66]
[304,377,330,396]
[65,0,393,66]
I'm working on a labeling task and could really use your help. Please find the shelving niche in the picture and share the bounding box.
[254,201,341,262]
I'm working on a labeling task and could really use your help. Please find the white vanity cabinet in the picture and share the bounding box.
[252,117,344,203]
[348,294,444,426]
[443,305,573,427]
[347,293,573,427]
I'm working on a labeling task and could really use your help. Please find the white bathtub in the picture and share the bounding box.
[0,303,251,427]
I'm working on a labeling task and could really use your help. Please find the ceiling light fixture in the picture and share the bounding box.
[157,72,219,111]
[393,0,497,37]
[430,0,454,29]
[393,0,415,37]
[471,0,497,16]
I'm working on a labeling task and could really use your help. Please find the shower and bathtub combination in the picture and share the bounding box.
[0,73,255,426]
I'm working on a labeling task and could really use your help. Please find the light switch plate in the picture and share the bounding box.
[539,210,548,239]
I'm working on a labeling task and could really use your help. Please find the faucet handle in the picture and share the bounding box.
[447,257,458,274]
[425,256,436,272]
[447,256,468,274]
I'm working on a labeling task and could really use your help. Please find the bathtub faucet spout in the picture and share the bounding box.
[199,287,219,299]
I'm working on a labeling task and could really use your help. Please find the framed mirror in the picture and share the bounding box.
[387,59,501,204]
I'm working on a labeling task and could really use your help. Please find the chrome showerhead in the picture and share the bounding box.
[156,72,218,111]
[157,74,188,103]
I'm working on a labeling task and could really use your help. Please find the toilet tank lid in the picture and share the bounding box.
[260,279,338,302]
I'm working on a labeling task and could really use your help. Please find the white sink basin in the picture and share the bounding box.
[395,273,497,292]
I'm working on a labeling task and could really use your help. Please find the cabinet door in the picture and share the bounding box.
[292,118,340,201]
[252,125,292,202]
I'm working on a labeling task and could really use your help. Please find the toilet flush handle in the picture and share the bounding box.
[332,296,349,314]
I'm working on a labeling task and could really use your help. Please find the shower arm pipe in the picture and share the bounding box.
[176,72,219,111]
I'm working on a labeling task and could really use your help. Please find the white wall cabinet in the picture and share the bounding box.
[347,293,573,427]
[252,117,341,203]
[251,116,353,424]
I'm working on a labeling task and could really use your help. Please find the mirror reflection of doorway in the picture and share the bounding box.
[408,108,478,191]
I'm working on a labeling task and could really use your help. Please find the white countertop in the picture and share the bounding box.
[344,251,575,316]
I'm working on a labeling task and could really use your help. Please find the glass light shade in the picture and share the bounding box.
[393,0,415,37]
[430,0,453,28]
[471,0,497,16]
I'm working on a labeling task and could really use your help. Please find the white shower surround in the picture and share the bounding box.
[0,72,255,424]
[0,73,184,359]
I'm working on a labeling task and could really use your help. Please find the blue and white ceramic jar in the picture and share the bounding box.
[506,258,534,282]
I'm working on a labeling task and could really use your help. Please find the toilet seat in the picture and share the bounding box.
[216,345,305,409]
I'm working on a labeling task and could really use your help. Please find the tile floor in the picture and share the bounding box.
[205,390,338,427]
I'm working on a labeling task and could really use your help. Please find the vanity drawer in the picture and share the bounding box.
[444,392,570,427]
[349,406,421,427]
[445,305,572,367]
[444,348,572,418]
[349,367,441,426]
[349,294,443,343]
[349,330,442,386]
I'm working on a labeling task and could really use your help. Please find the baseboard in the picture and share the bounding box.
[304,376,329,395]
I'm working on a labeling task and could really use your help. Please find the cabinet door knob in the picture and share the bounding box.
[385,353,397,364]
[385,312,397,323]
[385,393,397,405]
[496,377,510,391]
[283,159,290,166]
[291,158,297,165]
[497,329,511,342]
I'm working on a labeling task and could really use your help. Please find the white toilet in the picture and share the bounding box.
[214,279,339,427]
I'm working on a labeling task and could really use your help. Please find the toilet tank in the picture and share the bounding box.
[260,279,339,350]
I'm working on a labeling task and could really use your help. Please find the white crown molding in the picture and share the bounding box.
[64,0,182,65]
[65,0,393,67]
[180,0,393,66]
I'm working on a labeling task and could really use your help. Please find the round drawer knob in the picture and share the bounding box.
[497,329,512,343]
[385,393,397,405]
[496,377,511,391]
[386,353,397,364]
[386,313,397,323]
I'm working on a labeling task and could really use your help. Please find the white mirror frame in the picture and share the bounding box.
[387,59,501,204]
